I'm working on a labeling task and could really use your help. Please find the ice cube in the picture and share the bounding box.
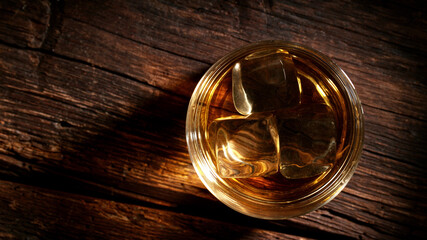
[208,114,279,178]
[277,103,337,179]
[232,49,301,115]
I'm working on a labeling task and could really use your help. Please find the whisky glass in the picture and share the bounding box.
[186,40,364,219]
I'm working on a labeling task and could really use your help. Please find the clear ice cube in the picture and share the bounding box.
[277,103,337,179]
[232,49,301,115]
[208,114,279,178]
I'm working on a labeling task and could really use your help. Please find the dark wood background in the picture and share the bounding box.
[0,0,426,239]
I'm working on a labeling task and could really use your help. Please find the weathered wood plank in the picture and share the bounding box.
[45,17,207,98]
[0,180,316,240]
[241,0,427,52]
[362,105,427,168]
[0,0,50,48]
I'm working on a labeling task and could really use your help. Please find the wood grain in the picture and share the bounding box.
[0,0,50,48]
[0,180,317,240]
[0,0,426,239]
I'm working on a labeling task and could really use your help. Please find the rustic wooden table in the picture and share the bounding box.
[0,0,426,239]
